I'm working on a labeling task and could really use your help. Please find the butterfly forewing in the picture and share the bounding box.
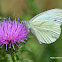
[29,9,62,26]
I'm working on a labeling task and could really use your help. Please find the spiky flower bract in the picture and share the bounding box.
[0,17,29,50]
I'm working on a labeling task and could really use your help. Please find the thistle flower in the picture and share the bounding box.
[0,17,29,50]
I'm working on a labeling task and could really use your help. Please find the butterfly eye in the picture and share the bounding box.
[54,20,57,21]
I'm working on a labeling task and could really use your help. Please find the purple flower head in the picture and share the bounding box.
[0,17,29,50]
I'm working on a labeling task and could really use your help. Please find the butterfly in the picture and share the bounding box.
[23,9,62,44]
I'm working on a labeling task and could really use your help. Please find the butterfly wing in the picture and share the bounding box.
[30,20,61,44]
[29,9,62,26]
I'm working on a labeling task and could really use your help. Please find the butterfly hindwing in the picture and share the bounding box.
[30,20,61,44]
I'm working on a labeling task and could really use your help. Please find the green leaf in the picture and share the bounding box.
[5,54,13,62]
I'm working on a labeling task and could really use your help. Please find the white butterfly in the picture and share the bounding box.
[23,9,62,44]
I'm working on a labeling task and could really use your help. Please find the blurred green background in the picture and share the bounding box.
[0,0,62,62]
